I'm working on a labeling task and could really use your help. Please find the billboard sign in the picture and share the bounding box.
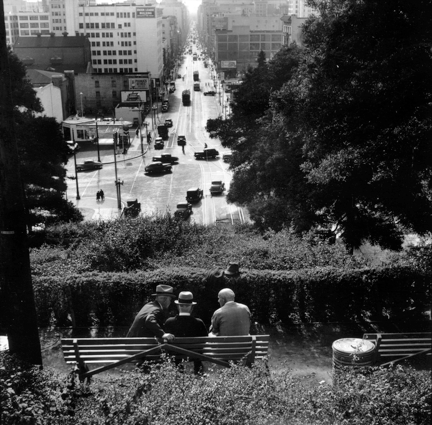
[121,90,147,103]
[221,61,237,69]
[136,7,155,18]
[128,77,150,90]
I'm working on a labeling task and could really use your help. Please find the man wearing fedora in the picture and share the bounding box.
[164,291,208,374]
[224,262,241,277]
[126,284,176,340]
[209,288,250,337]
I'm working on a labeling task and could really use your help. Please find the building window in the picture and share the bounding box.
[96,91,100,98]
[95,80,100,88]
[112,80,116,88]
[112,91,117,98]
[19,16,29,20]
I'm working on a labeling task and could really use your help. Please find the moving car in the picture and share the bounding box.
[194,148,219,160]
[154,137,164,150]
[152,153,179,164]
[144,161,172,174]
[123,199,141,218]
[157,125,169,140]
[193,83,200,91]
[76,160,103,172]
[174,202,193,220]
[164,119,173,128]
[210,181,225,196]
[186,187,204,203]
[204,90,216,96]
[177,135,186,146]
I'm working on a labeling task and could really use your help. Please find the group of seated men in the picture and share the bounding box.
[126,263,250,374]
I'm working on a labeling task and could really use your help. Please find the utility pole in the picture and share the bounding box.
[0,1,42,365]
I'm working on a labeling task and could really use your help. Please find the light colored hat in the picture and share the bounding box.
[152,284,176,298]
[175,291,197,305]
[224,262,241,276]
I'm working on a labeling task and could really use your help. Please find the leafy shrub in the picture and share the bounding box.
[32,265,430,329]
[31,218,369,275]
[0,352,75,424]
[2,353,430,424]
[69,360,432,424]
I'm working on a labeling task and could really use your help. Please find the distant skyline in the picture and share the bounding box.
[25,0,201,13]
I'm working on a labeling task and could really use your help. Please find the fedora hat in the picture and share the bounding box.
[224,262,241,277]
[175,291,197,305]
[152,284,176,298]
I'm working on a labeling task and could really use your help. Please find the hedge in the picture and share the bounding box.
[32,265,431,330]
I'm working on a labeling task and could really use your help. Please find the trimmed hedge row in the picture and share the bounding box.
[32,265,431,329]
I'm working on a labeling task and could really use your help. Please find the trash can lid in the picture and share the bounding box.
[332,338,375,354]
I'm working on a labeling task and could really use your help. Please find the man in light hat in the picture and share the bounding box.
[164,291,207,374]
[209,288,250,337]
[127,284,176,340]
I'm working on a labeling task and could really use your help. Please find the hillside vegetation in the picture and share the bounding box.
[30,216,371,276]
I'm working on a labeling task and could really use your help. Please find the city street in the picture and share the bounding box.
[66,52,247,226]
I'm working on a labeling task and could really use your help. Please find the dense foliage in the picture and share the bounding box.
[8,47,82,229]
[30,216,367,276]
[208,0,432,250]
[1,352,430,425]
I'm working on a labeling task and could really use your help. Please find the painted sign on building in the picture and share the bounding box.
[136,7,155,18]
[221,61,237,69]
[129,77,150,90]
[121,91,147,103]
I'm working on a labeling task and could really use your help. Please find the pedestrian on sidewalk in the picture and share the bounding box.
[100,189,105,201]
[96,190,101,202]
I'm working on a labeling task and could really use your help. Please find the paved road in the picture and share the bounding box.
[66,53,248,225]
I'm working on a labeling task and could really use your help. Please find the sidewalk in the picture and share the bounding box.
[70,196,122,221]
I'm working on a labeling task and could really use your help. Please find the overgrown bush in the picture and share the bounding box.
[32,265,430,329]
[30,218,369,276]
[0,352,75,424]
[2,352,430,425]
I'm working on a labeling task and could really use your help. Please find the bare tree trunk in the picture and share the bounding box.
[0,0,42,365]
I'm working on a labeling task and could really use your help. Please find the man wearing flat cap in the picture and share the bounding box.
[127,284,176,340]
[164,291,207,374]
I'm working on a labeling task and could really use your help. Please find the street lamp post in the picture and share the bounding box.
[79,92,83,117]
[95,117,101,162]
[138,101,143,155]
[71,132,80,200]
[112,130,123,210]
[152,105,157,130]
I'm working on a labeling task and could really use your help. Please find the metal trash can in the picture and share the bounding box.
[332,338,376,384]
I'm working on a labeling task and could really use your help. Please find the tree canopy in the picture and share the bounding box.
[207,0,432,250]
[8,47,83,229]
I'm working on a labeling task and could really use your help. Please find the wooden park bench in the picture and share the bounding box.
[61,335,270,380]
[362,332,431,367]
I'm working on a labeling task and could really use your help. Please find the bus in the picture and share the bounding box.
[182,89,191,106]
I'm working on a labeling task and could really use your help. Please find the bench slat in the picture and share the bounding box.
[61,335,270,378]
[61,336,269,345]
[362,332,432,365]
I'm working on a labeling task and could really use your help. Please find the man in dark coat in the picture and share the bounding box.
[164,291,207,374]
[127,284,176,341]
